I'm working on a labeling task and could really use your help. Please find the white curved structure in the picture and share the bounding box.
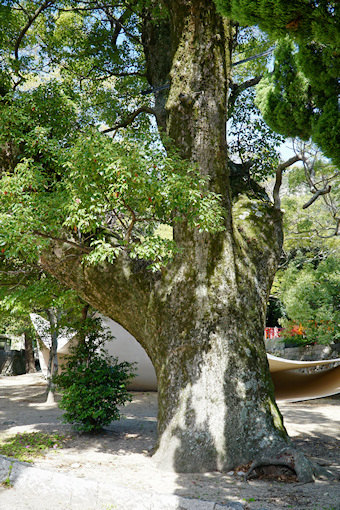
[30,313,157,391]
[268,353,340,402]
[99,316,157,391]
[31,314,340,400]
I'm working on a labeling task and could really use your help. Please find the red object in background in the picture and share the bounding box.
[265,327,283,339]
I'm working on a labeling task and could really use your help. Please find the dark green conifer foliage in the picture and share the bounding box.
[215,0,340,165]
[255,39,312,140]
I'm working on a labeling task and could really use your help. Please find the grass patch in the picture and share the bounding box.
[0,432,66,462]
[0,462,13,488]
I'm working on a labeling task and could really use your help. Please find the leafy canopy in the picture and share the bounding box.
[0,94,224,272]
[1,0,337,276]
[216,0,340,165]
[0,0,228,270]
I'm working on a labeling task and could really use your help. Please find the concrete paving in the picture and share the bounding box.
[1,374,339,510]
[0,454,244,510]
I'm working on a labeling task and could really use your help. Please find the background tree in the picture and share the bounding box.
[0,257,91,400]
[267,151,340,345]
[0,260,44,374]
[0,308,37,373]
[282,148,340,244]
[216,0,340,166]
[274,254,340,346]
[0,0,338,480]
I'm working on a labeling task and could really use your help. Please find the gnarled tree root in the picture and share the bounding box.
[245,447,336,483]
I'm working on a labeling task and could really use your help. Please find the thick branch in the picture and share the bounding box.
[101,106,156,134]
[40,246,158,356]
[32,231,93,254]
[303,185,332,209]
[141,11,172,133]
[273,155,302,210]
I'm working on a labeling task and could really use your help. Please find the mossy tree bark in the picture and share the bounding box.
[41,0,320,480]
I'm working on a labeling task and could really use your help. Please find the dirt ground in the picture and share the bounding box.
[0,373,339,510]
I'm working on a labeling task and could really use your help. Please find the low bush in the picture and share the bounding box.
[54,317,136,433]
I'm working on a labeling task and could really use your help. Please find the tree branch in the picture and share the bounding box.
[101,106,156,134]
[273,155,302,210]
[302,185,332,209]
[103,8,142,46]
[32,231,93,254]
[14,0,53,60]
[47,55,146,82]
[228,76,262,118]
[121,199,136,243]
[8,274,28,290]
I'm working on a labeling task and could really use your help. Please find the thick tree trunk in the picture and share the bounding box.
[149,201,289,472]
[40,220,319,480]
[40,0,323,481]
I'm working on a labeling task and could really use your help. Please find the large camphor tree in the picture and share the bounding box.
[0,0,339,479]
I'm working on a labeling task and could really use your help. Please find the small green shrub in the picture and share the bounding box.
[0,432,65,462]
[54,317,136,433]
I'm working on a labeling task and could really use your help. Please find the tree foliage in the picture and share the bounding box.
[269,155,340,345]
[216,0,340,165]
[0,87,225,270]
[281,153,340,247]
[227,88,285,181]
[275,254,340,346]
[0,259,83,327]
[0,3,289,271]
[0,254,91,380]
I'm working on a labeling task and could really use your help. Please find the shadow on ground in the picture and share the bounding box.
[1,374,340,510]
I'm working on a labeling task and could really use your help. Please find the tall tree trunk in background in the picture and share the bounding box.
[78,303,90,346]
[45,308,59,404]
[24,328,36,374]
[41,0,322,481]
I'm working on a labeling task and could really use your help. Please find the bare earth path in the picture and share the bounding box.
[0,373,339,510]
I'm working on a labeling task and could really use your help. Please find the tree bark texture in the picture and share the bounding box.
[45,308,59,404]
[41,0,318,479]
[24,329,36,374]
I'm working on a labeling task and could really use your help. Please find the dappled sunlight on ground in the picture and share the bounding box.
[1,373,340,509]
